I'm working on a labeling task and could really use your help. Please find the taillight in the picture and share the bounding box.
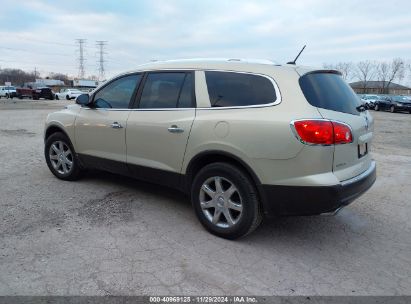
[292,120,352,145]
[332,121,352,144]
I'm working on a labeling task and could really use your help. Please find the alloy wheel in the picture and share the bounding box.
[199,176,243,228]
[49,141,73,175]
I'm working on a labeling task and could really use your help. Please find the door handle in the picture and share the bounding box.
[110,122,123,129]
[168,125,184,133]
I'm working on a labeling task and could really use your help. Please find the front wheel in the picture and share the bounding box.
[374,104,379,111]
[55,95,59,100]
[45,132,83,181]
[66,95,70,100]
[390,106,395,113]
[191,162,262,239]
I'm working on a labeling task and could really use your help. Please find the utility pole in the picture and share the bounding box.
[96,41,107,81]
[76,39,87,79]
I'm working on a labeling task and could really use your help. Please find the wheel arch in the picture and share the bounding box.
[185,150,262,192]
[44,124,72,144]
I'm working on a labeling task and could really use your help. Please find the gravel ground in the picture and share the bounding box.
[0,98,410,296]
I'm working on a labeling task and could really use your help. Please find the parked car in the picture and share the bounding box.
[55,88,83,100]
[374,95,411,113]
[0,86,17,98]
[360,94,380,109]
[16,85,54,100]
[44,59,376,239]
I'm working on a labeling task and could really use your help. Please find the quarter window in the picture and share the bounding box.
[93,74,141,109]
[138,72,194,108]
[205,71,277,107]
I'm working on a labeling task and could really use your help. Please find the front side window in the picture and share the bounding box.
[138,72,194,108]
[93,74,141,109]
[205,71,277,107]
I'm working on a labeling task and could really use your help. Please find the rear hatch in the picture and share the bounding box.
[298,70,373,182]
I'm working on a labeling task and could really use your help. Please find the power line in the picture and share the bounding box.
[96,41,107,80]
[76,39,87,78]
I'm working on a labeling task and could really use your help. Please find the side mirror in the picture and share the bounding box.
[76,94,90,106]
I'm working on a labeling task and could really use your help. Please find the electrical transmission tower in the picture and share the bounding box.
[76,39,87,79]
[96,41,107,80]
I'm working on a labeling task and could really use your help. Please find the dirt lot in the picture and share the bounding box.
[0,98,410,295]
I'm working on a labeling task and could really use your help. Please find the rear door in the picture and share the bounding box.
[299,71,373,181]
[126,71,196,187]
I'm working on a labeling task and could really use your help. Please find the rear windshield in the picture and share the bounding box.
[299,72,361,115]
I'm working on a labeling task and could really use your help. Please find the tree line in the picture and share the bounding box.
[0,68,70,86]
[323,58,411,94]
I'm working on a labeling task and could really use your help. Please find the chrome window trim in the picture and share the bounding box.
[289,118,354,146]
[82,107,195,112]
[197,69,282,110]
[87,68,282,111]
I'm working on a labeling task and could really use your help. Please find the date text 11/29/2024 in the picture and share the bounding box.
[149,296,258,303]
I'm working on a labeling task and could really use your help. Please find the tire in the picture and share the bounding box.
[374,104,379,111]
[5,93,9,99]
[191,162,262,239]
[45,132,83,181]
[66,95,70,100]
[390,106,395,113]
[55,95,59,100]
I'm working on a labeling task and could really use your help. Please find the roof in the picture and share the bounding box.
[350,81,410,90]
[129,58,291,73]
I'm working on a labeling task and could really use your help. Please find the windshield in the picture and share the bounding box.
[299,72,361,115]
[393,96,411,103]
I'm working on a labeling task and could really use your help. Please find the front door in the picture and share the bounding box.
[75,73,142,174]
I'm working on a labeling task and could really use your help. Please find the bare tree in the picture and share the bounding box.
[0,68,36,86]
[376,58,404,94]
[323,62,353,81]
[354,61,377,93]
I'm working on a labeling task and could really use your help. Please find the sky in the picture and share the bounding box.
[0,0,410,81]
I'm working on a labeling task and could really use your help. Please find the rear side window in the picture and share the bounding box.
[205,71,277,107]
[299,72,361,115]
[139,72,194,109]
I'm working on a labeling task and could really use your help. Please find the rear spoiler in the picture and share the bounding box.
[294,66,342,77]
[303,70,342,76]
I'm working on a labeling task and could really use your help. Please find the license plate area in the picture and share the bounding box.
[358,143,368,158]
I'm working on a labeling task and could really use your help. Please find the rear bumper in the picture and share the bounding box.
[258,160,376,216]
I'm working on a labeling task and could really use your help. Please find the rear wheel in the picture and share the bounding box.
[191,162,262,239]
[66,95,70,100]
[45,132,83,181]
[55,95,59,100]
[390,105,395,113]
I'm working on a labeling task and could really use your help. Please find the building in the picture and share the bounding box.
[35,79,66,92]
[71,79,102,90]
[350,81,411,95]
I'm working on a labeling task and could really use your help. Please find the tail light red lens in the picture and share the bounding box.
[332,121,353,144]
[292,120,352,145]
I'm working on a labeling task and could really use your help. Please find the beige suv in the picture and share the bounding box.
[44,59,376,239]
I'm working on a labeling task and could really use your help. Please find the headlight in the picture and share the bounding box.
[396,103,402,106]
